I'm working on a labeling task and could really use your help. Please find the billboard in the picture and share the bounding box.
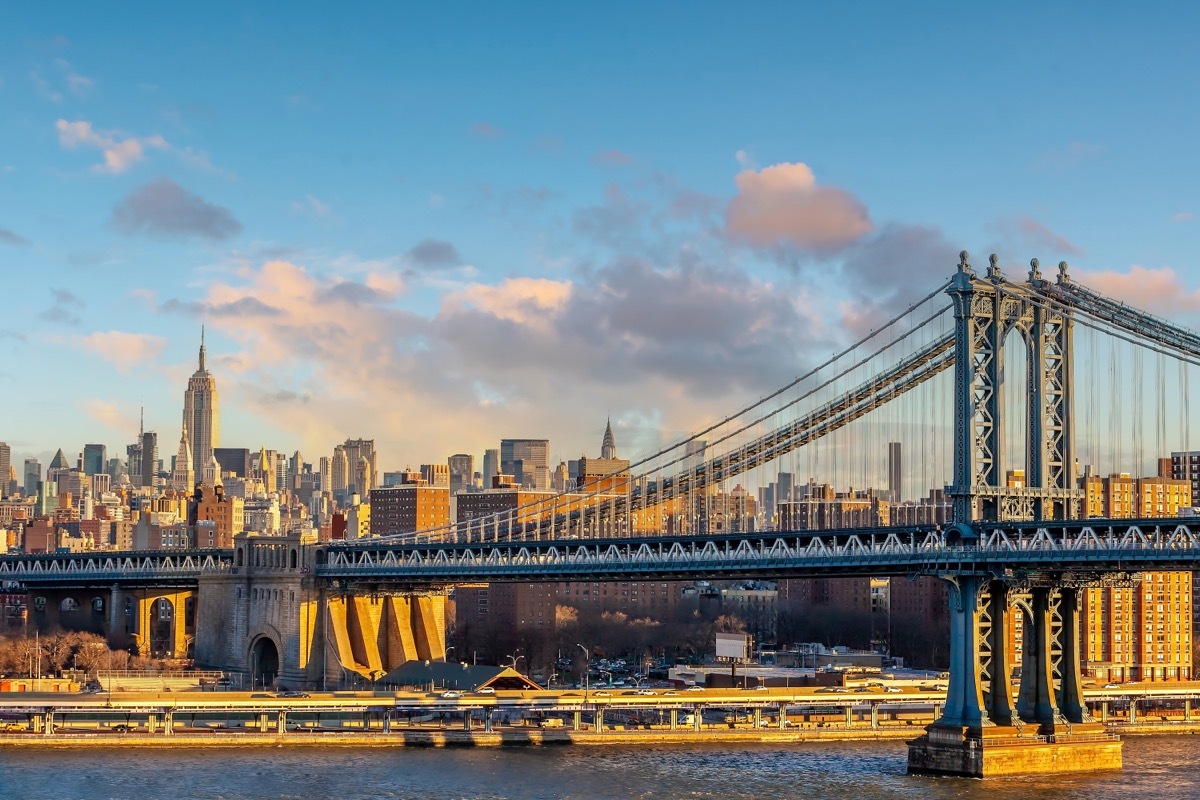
[715,632,750,660]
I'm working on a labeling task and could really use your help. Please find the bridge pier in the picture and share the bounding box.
[908,574,1121,778]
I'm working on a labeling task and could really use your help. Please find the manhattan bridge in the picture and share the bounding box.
[7,252,1200,775]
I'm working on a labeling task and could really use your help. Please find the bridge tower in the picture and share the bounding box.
[910,252,1120,777]
[948,251,1081,524]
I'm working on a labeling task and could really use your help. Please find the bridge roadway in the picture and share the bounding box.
[319,518,1200,585]
[6,518,1200,589]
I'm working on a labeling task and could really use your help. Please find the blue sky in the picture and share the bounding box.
[2,3,1199,475]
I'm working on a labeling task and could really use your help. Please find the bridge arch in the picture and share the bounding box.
[247,627,283,689]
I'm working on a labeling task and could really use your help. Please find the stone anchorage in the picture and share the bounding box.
[906,724,1122,779]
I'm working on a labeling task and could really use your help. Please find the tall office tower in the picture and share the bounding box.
[47,448,71,482]
[82,444,107,476]
[182,327,220,478]
[420,463,450,488]
[0,442,9,498]
[289,451,305,490]
[24,459,40,497]
[140,430,158,487]
[213,447,250,479]
[342,438,377,495]
[500,439,550,490]
[127,440,142,487]
[448,454,474,492]
[105,457,124,482]
[482,449,499,489]
[888,442,903,503]
[601,419,617,459]
[355,456,374,498]
[318,456,331,492]
[171,424,194,491]
[684,439,707,471]
[331,446,349,495]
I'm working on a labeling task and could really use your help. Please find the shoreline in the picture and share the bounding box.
[1,721,1198,748]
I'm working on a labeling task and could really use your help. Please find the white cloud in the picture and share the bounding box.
[56,119,167,174]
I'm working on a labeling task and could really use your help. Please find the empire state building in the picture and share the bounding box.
[183,328,220,478]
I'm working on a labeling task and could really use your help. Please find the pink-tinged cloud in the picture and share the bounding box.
[164,253,822,465]
[447,277,572,328]
[724,162,872,252]
[1074,265,1200,317]
[1014,215,1081,255]
[80,331,168,374]
[80,398,139,435]
[55,119,168,174]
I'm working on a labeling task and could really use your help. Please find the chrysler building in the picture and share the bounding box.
[183,328,220,478]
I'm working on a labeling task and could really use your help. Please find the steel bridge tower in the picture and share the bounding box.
[949,251,1083,524]
[910,252,1119,777]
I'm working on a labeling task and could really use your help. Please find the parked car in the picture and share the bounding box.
[635,689,656,696]
[474,687,496,695]
[686,685,705,692]
[277,691,310,698]
[593,690,611,697]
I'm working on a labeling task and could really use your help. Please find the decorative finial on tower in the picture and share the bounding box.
[1057,260,1071,284]
[199,325,207,372]
[1028,257,1042,282]
[987,253,1003,281]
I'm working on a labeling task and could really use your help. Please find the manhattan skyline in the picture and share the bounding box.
[3,3,1200,472]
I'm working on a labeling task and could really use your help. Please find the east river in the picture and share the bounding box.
[2,738,1200,799]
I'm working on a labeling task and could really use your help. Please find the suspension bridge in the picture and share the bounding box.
[7,251,1200,776]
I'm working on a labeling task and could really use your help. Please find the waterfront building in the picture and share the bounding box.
[1082,470,1194,682]
[369,482,450,537]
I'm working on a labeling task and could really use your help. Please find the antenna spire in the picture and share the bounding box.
[199,325,207,372]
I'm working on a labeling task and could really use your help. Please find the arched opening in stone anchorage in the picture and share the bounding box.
[149,598,175,658]
[250,636,280,689]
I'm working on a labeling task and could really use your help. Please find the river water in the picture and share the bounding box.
[0,737,1196,799]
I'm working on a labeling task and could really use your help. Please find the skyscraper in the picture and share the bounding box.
[183,327,220,478]
[342,438,377,495]
[888,442,903,503]
[140,429,158,487]
[500,438,550,490]
[23,459,40,497]
[0,442,9,499]
[82,444,107,476]
[172,424,194,491]
[601,419,617,459]
[482,449,499,489]
[448,453,474,492]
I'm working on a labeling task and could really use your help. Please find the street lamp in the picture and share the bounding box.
[576,643,590,703]
[506,650,525,672]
